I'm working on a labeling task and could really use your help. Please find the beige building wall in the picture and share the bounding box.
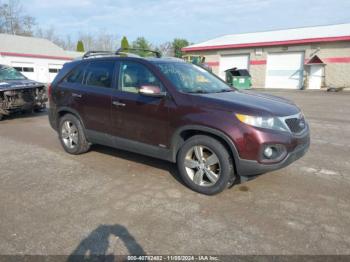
[313,42,350,87]
[185,41,350,89]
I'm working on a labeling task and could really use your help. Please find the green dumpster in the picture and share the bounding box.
[225,68,252,89]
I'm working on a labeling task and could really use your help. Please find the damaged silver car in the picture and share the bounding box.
[0,64,47,120]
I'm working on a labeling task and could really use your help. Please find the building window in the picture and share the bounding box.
[14,67,34,72]
[49,68,60,73]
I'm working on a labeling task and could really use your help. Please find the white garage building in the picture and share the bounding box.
[183,23,350,89]
[0,34,82,83]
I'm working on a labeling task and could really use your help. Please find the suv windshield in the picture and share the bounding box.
[0,66,27,81]
[154,62,232,93]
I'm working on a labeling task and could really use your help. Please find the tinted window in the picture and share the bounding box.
[65,64,86,84]
[85,61,115,88]
[119,61,163,93]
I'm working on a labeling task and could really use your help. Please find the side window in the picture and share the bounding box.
[119,61,163,93]
[65,64,86,84]
[85,61,115,88]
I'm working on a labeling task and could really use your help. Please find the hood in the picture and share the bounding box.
[0,79,44,91]
[193,90,300,117]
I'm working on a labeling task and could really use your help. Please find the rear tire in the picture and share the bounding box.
[177,135,235,195]
[58,114,90,155]
[0,114,3,121]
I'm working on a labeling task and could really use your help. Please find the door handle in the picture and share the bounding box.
[112,101,126,107]
[72,93,82,98]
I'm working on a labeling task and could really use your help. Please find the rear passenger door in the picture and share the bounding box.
[59,60,116,135]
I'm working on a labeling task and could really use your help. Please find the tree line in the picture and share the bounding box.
[0,0,190,57]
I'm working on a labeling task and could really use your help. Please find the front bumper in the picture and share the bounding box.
[0,87,47,115]
[236,131,310,177]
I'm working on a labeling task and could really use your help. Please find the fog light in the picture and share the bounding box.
[264,147,274,159]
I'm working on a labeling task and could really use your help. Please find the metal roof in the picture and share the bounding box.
[183,23,350,52]
[0,34,79,60]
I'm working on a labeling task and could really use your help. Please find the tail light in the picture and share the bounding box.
[47,84,52,98]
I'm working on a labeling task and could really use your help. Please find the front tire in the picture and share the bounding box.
[58,114,90,155]
[34,103,46,113]
[177,135,235,195]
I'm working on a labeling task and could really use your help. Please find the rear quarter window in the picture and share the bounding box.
[64,64,86,84]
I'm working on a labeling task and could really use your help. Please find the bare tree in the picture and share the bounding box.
[158,42,174,57]
[0,0,35,36]
[78,31,120,51]
[63,35,75,51]
[35,26,77,50]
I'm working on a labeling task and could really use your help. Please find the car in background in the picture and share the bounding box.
[0,64,47,120]
[48,51,310,195]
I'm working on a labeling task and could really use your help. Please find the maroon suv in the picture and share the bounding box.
[48,52,310,195]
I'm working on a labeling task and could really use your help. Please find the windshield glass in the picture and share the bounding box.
[0,66,27,81]
[154,62,233,93]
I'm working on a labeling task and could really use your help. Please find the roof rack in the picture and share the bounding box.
[82,48,162,60]
[82,50,140,59]
[116,48,162,58]
[82,51,115,59]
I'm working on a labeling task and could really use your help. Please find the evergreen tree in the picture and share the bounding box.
[121,36,130,51]
[131,37,152,57]
[76,40,85,52]
[172,38,189,58]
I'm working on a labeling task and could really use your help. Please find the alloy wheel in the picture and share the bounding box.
[61,120,79,149]
[184,145,221,187]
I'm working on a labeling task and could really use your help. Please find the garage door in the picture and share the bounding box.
[48,64,63,83]
[219,54,249,79]
[266,52,304,89]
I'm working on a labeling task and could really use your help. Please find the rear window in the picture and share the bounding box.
[85,61,115,88]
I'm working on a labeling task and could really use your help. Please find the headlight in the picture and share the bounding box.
[235,113,288,131]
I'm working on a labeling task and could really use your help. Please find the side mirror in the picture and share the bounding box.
[139,85,166,97]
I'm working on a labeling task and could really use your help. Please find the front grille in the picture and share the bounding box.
[285,117,306,133]
[20,89,35,102]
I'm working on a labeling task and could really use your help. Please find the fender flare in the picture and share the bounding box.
[170,125,240,168]
[56,107,87,130]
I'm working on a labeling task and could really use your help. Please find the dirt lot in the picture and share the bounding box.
[0,90,350,256]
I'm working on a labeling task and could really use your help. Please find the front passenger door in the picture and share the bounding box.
[111,61,171,147]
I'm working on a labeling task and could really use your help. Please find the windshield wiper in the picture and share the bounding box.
[214,89,234,93]
[187,90,208,94]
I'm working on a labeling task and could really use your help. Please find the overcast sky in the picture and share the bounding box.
[23,0,350,44]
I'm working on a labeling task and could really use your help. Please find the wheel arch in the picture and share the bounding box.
[171,125,239,174]
[56,107,86,131]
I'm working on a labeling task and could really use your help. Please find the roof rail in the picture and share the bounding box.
[82,50,141,59]
[82,48,161,59]
[116,48,162,58]
[82,51,115,59]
